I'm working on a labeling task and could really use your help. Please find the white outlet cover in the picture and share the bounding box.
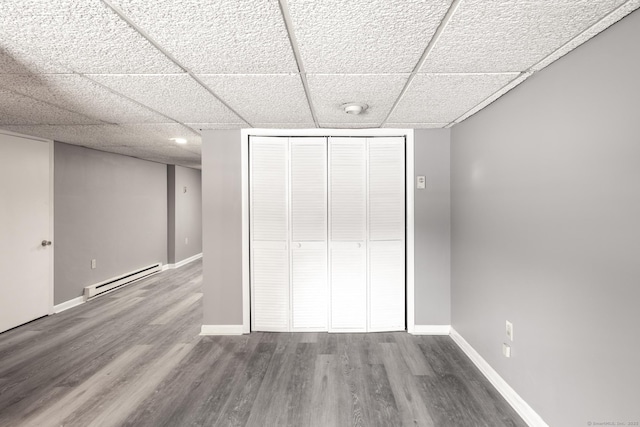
[506,320,514,341]
[503,343,511,358]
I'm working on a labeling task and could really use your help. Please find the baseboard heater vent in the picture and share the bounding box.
[83,262,162,300]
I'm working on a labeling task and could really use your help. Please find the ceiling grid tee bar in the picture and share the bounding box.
[100,0,254,128]
[380,0,464,127]
[278,0,320,128]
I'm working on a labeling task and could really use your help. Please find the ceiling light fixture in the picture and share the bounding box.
[171,138,187,144]
[342,103,368,115]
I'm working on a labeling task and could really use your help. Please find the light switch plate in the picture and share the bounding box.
[416,176,426,189]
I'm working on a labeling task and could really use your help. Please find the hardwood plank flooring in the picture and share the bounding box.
[0,261,527,426]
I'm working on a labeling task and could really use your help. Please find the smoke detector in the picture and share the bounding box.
[342,103,368,115]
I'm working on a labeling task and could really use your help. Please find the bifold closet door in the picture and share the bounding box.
[250,137,289,332]
[368,137,405,332]
[329,138,367,332]
[290,138,327,331]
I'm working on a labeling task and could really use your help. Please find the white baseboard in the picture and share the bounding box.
[163,253,203,271]
[200,325,244,335]
[411,325,451,335]
[53,296,85,314]
[450,328,548,427]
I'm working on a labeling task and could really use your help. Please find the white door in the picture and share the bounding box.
[368,137,405,331]
[0,131,52,333]
[250,137,289,332]
[328,138,367,332]
[290,138,327,331]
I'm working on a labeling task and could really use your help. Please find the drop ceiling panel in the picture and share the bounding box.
[0,75,167,124]
[307,74,409,123]
[89,74,244,124]
[383,123,448,129]
[185,123,245,133]
[109,0,298,73]
[0,48,67,74]
[388,73,517,124]
[421,0,627,73]
[288,0,453,73]
[0,89,101,126]
[197,74,312,124]
[0,0,180,74]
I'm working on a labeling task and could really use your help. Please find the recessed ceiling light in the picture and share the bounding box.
[171,138,187,144]
[342,103,368,115]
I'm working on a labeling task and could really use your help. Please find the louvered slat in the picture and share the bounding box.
[369,241,405,331]
[250,137,288,241]
[329,138,366,242]
[291,242,327,330]
[368,137,405,241]
[290,138,327,242]
[329,242,367,331]
[252,241,289,332]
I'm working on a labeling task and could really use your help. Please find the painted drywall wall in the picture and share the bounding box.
[201,129,243,325]
[414,129,451,326]
[167,165,202,264]
[450,10,640,427]
[54,142,167,304]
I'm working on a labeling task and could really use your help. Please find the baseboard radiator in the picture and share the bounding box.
[83,263,162,300]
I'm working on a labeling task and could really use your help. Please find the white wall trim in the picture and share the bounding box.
[48,138,55,315]
[412,325,451,335]
[241,128,415,334]
[450,328,549,427]
[53,296,84,314]
[163,252,202,270]
[200,325,244,335]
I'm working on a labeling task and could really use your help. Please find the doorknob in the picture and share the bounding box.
[41,240,52,247]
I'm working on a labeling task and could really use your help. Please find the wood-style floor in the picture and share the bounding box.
[0,261,526,427]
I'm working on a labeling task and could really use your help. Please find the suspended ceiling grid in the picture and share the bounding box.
[0,0,638,168]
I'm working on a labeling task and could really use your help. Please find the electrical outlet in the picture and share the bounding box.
[503,343,512,358]
[185,237,189,245]
[91,259,97,269]
[506,320,514,341]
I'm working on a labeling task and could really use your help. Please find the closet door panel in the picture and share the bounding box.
[250,137,288,242]
[291,137,327,242]
[368,137,405,241]
[252,241,289,332]
[291,242,327,330]
[329,138,366,242]
[369,241,405,331]
[329,242,366,331]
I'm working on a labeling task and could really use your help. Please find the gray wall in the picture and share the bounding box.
[54,142,167,304]
[201,129,243,325]
[450,10,640,426]
[201,129,452,327]
[167,165,202,264]
[414,129,451,326]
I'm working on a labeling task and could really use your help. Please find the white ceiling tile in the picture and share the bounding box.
[0,47,68,74]
[383,123,448,129]
[388,73,517,124]
[109,0,298,73]
[184,123,245,133]
[421,0,627,73]
[0,74,167,124]
[307,74,409,123]
[88,74,244,124]
[197,74,313,124]
[288,0,453,73]
[319,123,381,129]
[532,1,640,71]
[0,0,180,74]
[0,89,101,125]
[252,123,317,129]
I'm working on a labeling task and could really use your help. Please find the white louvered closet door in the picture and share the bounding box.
[329,138,367,332]
[250,137,289,332]
[368,137,405,332]
[290,138,327,331]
